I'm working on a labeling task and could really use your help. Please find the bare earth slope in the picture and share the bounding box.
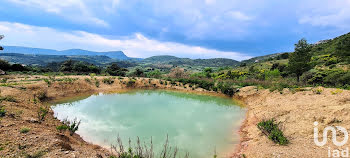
[233,86,350,158]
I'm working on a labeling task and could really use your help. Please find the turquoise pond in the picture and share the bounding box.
[52,90,246,158]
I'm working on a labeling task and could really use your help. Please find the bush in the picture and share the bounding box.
[0,106,6,117]
[84,78,91,84]
[20,127,30,134]
[146,70,162,78]
[127,79,136,87]
[36,91,48,101]
[216,82,237,96]
[95,80,100,87]
[264,69,281,81]
[257,119,289,145]
[301,69,350,87]
[37,107,48,123]
[313,88,323,94]
[62,118,81,136]
[43,79,52,87]
[56,125,69,133]
[103,78,114,85]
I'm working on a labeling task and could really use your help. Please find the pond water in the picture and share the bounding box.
[52,90,245,158]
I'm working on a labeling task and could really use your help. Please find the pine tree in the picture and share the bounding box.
[288,38,312,82]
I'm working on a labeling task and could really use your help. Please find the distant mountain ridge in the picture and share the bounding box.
[0,53,119,66]
[2,46,130,60]
[143,55,240,67]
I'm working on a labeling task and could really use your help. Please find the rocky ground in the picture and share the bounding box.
[232,86,350,158]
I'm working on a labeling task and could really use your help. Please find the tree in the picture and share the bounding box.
[0,59,11,71]
[106,63,126,76]
[335,35,350,63]
[60,60,74,72]
[288,38,312,82]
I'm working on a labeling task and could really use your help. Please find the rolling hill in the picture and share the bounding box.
[142,55,240,67]
[2,46,130,60]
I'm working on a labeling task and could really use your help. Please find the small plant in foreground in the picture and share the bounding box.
[257,119,289,145]
[37,106,48,123]
[111,135,189,158]
[20,127,30,133]
[0,106,6,117]
[62,118,81,136]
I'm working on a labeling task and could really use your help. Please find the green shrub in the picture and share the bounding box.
[62,118,81,136]
[127,79,136,87]
[0,106,6,117]
[20,127,30,133]
[36,91,48,101]
[103,78,115,85]
[56,125,69,132]
[84,78,91,84]
[264,69,281,81]
[95,80,100,87]
[37,107,48,123]
[43,78,52,87]
[257,119,289,145]
[313,88,323,94]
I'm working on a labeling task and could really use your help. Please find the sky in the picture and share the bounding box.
[0,0,350,61]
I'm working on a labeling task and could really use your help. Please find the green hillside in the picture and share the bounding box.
[142,55,239,68]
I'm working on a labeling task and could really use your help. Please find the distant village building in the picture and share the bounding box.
[314,39,331,45]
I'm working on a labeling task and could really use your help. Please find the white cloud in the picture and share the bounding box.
[0,21,251,61]
[117,0,258,40]
[298,0,350,29]
[227,11,253,21]
[6,0,109,27]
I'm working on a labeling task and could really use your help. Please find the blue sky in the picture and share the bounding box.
[0,0,350,60]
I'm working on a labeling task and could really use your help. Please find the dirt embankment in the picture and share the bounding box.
[232,86,350,158]
[2,75,349,158]
[0,75,213,158]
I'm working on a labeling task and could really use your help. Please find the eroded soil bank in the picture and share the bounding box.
[1,75,349,158]
[232,86,350,158]
[0,75,228,157]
